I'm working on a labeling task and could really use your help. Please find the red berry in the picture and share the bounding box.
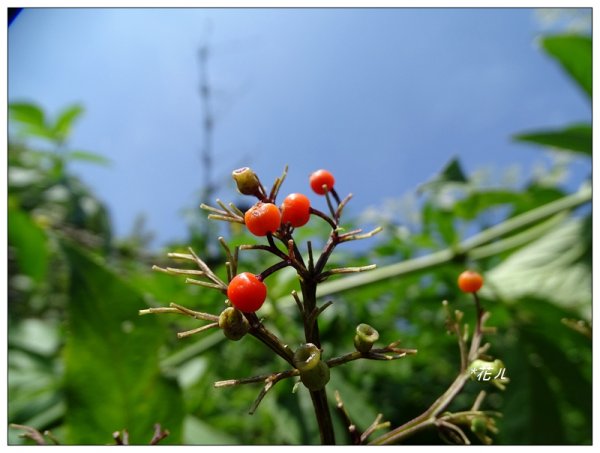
[458,270,484,293]
[244,202,281,236]
[310,169,335,195]
[281,193,311,227]
[227,272,267,313]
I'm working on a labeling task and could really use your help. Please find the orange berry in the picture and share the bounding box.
[227,272,267,313]
[281,193,311,227]
[244,202,281,236]
[309,169,335,195]
[457,270,484,293]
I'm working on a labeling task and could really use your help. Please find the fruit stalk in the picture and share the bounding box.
[300,275,335,444]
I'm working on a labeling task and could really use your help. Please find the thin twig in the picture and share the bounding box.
[10,424,46,445]
[361,414,390,444]
[291,290,304,313]
[149,424,170,445]
[334,391,361,444]
[318,264,376,281]
[152,265,206,277]
[269,165,289,202]
[249,371,295,415]
[437,420,470,445]
[323,188,337,220]
[177,322,219,338]
[169,303,219,322]
[139,305,219,322]
[310,207,337,229]
[207,213,245,223]
[339,226,383,242]
[188,247,228,289]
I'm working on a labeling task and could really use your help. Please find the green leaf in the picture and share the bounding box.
[65,150,111,166]
[8,206,49,284]
[422,202,457,246]
[522,329,591,423]
[513,123,592,156]
[53,104,84,141]
[483,217,591,319]
[61,241,184,444]
[183,415,237,444]
[9,102,46,128]
[541,34,592,99]
[418,157,468,193]
[453,189,522,221]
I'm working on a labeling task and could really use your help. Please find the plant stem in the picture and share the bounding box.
[313,185,591,298]
[301,277,336,444]
[369,371,471,445]
[369,294,490,445]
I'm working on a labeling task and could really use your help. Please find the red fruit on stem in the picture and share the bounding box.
[309,169,335,195]
[458,270,484,293]
[281,193,311,227]
[227,272,267,313]
[244,202,281,236]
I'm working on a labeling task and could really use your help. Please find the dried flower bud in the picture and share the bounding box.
[293,343,330,390]
[353,323,379,353]
[232,167,261,196]
[218,307,250,341]
[293,343,321,372]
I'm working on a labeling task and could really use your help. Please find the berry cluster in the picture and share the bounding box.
[228,168,337,313]
[143,165,500,446]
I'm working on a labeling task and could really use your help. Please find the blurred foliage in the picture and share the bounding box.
[8,31,591,445]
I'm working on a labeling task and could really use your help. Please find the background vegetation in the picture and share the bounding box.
[7,32,591,445]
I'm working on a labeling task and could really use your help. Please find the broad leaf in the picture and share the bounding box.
[53,104,84,141]
[542,34,592,99]
[483,217,591,319]
[418,157,468,193]
[8,206,49,284]
[61,241,184,444]
[9,102,46,128]
[513,123,592,156]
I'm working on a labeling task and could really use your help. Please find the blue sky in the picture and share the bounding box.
[8,8,591,247]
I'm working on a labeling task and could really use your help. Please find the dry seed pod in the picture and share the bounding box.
[353,323,379,353]
[294,343,330,390]
[218,307,250,341]
[232,167,261,196]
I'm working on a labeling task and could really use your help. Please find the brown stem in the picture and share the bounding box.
[244,312,295,366]
[370,297,489,445]
[310,388,336,444]
[300,277,335,444]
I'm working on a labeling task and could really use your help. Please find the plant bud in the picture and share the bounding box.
[469,359,505,381]
[218,307,250,341]
[470,416,487,435]
[232,167,261,196]
[353,323,379,353]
